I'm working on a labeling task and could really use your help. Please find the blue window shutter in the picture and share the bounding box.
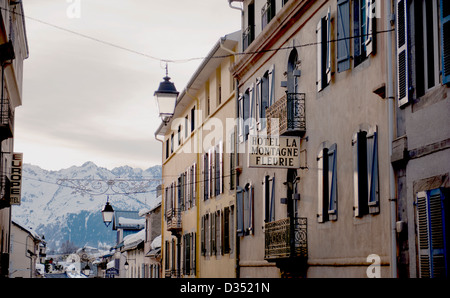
[441,0,450,84]
[353,0,361,60]
[317,149,325,222]
[367,129,379,214]
[337,0,351,72]
[236,187,244,236]
[317,18,323,91]
[328,144,338,219]
[270,176,275,222]
[396,0,410,107]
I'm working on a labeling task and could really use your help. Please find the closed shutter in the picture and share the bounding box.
[441,0,450,84]
[367,128,379,214]
[337,0,351,72]
[416,189,448,278]
[328,144,338,219]
[396,0,410,106]
[186,168,190,209]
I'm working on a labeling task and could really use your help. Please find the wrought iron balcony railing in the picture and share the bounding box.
[261,1,275,30]
[166,208,182,232]
[242,25,255,51]
[264,217,307,260]
[0,99,14,140]
[266,93,306,136]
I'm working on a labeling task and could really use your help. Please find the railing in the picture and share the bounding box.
[261,1,275,30]
[0,99,14,140]
[166,208,182,232]
[0,174,11,209]
[242,25,254,51]
[266,93,305,136]
[264,217,307,260]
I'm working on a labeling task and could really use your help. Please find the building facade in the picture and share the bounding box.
[156,32,239,278]
[140,198,162,278]
[230,0,395,277]
[0,0,28,278]
[393,0,450,278]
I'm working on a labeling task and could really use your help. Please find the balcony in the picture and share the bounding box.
[264,217,307,260]
[1,99,14,140]
[166,208,182,233]
[266,93,305,136]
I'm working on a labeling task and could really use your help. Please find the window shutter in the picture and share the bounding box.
[249,185,255,234]
[352,132,361,217]
[201,216,205,255]
[268,65,275,106]
[416,189,447,278]
[219,141,223,194]
[337,0,351,72]
[203,153,208,200]
[396,0,410,106]
[367,128,379,214]
[256,78,261,130]
[441,0,450,84]
[249,84,255,132]
[186,169,190,209]
[354,0,361,60]
[264,175,270,222]
[193,163,197,206]
[270,176,275,222]
[317,149,325,222]
[326,8,332,84]
[209,148,213,198]
[238,94,244,143]
[365,0,375,56]
[317,18,323,91]
[328,144,338,219]
[236,187,244,236]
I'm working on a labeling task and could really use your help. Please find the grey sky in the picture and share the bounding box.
[14,0,241,171]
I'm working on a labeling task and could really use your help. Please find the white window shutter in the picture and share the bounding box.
[352,133,360,217]
[317,149,324,223]
[193,163,197,206]
[256,77,261,130]
[238,94,244,143]
[396,0,410,107]
[316,18,323,92]
[365,0,375,56]
[219,141,224,194]
[249,84,255,133]
[270,176,275,222]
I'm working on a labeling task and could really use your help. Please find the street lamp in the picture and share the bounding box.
[102,196,114,227]
[154,64,179,125]
[124,260,129,271]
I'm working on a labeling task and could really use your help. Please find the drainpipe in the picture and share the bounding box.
[386,0,398,278]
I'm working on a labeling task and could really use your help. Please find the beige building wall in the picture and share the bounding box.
[232,0,393,277]
[9,222,40,278]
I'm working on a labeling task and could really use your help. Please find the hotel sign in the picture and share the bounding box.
[248,135,301,169]
[10,153,23,205]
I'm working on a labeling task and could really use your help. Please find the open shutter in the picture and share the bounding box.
[337,0,351,72]
[352,133,361,217]
[193,163,197,206]
[317,149,325,222]
[201,216,205,255]
[238,94,244,143]
[416,189,448,278]
[236,187,244,236]
[209,148,213,198]
[396,0,410,106]
[249,84,255,133]
[326,8,332,84]
[219,141,223,194]
[317,18,323,91]
[367,127,379,214]
[249,185,255,234]
[441,0,450,84]
[365,0,375,56]
[255,77,262,130]
[270,176,275,222]
[328,144,338,220]
[268,65,275,106]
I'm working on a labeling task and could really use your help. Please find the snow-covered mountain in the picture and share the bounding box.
[12,162,161,252]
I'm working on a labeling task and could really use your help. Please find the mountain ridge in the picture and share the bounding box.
[12,162,161,252]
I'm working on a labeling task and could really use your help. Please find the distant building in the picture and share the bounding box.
[140,197,162,278]
[0,0,29,277]
[9,221,42,278]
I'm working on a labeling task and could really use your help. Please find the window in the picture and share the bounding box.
[354,0,375,67]
[262,0,276,30]
[171,133,174,154]
[264,174,276,223]
[237,184,254,236]
[191,107,195,133]
[398,0,450,107]
[203,151,210,200]
[317,143,338,222]
[165,140,169,159]
[178,125,182,145]
[243,2,255,51]
[337,0,351,72]
[229,131,236,190]
[223,207,231,254]
[317,8,331,91]
[352,126,379,217]
[217,66,222,106]
[185,115,189,138]
[183,232,196,276]
[416,188,449,278]
[257,66,274,130]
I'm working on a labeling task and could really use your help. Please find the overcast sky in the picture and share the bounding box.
[14,0,241,171]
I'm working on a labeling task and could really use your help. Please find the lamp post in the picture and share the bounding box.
[154,64,179,125]
[101,196,114,227]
